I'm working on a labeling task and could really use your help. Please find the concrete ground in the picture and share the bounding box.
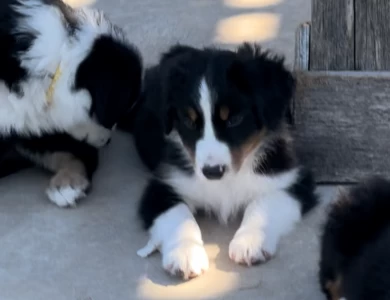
[0,1,337,299]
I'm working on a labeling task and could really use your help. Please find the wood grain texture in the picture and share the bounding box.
[293,71,390,183]
[310,0,354,70]
[294,22,310,71]
[355,0,390,70]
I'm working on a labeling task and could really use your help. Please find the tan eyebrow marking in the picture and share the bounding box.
[187,107,198,122]
[220,105,230,121]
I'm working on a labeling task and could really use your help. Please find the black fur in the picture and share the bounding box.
[288,168,317,214]
[0,134,98,179]
[0,0,34,94]
[139,180,183,229]
[253,138,297,175]
[319,177,390,300]
[75,35,142,129]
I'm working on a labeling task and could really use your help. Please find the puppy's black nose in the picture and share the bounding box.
[202,165,226,180]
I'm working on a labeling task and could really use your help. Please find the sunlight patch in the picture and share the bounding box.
[215,13,280,44]
[224,0,283,9]
[63,0,96,8]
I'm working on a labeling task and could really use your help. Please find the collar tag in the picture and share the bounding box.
[45,65,62,108]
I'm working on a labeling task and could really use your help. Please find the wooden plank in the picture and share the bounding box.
[294,22,310,71]
[310,0,354,71]
[293,71,390,183]
[355,0,390,70]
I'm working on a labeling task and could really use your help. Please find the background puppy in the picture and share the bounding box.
[0,0,142,206]
[319,177,390,300]
[132,43,317,280]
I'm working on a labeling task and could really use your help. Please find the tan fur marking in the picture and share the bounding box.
[325,275,343,300]
[220,106,230,121]
[187,108,198,123]
[231,129,266,171]
[41,152,89,190]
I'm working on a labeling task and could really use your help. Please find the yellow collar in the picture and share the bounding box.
[45,65,62,107]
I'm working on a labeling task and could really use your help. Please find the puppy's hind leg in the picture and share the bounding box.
[44,152,91,207]
[16,135,99,207]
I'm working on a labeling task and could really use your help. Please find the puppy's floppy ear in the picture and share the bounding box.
[75,36,143,129]
[160,44,204,134]
[234,43,296,129]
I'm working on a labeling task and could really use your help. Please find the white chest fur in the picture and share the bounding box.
[163,165,299,223]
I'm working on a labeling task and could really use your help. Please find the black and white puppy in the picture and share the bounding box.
[0,0,142,206]
[319,177,390,300]
[132,43,317,279]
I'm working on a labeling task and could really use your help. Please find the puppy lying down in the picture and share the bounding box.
[131,43,318,279]
[0,0,142,206]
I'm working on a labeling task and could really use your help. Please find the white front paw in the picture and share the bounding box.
[229,228,277,266]
[162,240,209,280]
[69,122,111,148]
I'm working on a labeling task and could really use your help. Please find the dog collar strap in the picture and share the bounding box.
[45,65,62,107]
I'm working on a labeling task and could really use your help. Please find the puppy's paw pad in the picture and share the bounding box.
[162,241,209,280]
[229,229,275,266]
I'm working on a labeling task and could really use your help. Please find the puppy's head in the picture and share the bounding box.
[75,34,143,133]
[162,43,295,180]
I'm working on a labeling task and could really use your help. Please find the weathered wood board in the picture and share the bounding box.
[310,0,354,70]
[355,0,390,70]
[293,71,390,183]
[294,22,310,72]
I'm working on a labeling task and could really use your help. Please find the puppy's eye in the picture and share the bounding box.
[183,108,198,130]
[183,117,196,129]
[227,114,243,128]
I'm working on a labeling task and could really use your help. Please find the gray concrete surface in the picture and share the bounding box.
[0,1,336,299]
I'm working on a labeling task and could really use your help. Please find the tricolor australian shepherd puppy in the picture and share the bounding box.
[0,0,142,206]
[319,177,390,300]
[132,43,317,279]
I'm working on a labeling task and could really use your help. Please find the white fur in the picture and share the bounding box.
[164,160,300,223]
[229,189,301,265]
[0,0,121,146]
[195,79,231,175]
[161,163,300,267]
[46,185,86,207]
[138,203,209,280]
[68,120,111,148]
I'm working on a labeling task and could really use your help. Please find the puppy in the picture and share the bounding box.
[0,0,142,206]
[319,177,390,300]
[132,43,317,279]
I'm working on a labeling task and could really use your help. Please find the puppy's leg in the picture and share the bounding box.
[229,189,301,265]
[138,180,209,280]
[68,120,112,148]
[43,152,91,207]
[16,135,98,207]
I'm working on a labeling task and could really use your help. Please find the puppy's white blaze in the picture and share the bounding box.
[138,203,203,256]
[196,79,231,172]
